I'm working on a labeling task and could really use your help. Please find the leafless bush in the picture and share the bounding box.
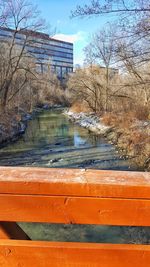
[134,106,149,121]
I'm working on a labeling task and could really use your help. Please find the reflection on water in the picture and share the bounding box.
[0,109,138,170]
[74,131,88,147]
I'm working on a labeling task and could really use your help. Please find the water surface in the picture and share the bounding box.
[0,109,138,170]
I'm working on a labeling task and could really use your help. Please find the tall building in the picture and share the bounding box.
[0,27,73,80]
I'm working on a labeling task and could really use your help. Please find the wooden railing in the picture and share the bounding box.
[0,167,150,266]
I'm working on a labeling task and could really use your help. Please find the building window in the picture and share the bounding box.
[62,67,67,77]
[55,66,62,77]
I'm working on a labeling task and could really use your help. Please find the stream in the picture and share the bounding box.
[0,109,139,170]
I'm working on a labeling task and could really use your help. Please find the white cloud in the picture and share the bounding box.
[53,31,88,66]
[53,31,86,43]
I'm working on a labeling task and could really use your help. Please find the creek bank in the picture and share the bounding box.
[66,111,110,135]
[0,104,62,148]
[65,110,150,171]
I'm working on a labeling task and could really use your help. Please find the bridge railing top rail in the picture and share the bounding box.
[0,167,149,199]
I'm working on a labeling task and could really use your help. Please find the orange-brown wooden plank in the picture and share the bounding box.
[0,240,150,267]
[0,223,30,240]
[0,167,150,199]
[1,194,150,226]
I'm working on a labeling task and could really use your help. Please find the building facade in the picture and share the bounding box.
[0,28,73,80]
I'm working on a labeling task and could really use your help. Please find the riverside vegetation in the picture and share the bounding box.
[66,65,150,171]
[66,105,150,171]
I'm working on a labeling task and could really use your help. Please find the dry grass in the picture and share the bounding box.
[0,110,22,143]
[101,111,150,168]
[0,111,20,128]
[134,106,149,121]
[101,112,135,128]
[70,101,92,113]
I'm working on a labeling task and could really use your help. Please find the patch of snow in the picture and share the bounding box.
[65,111,110,135]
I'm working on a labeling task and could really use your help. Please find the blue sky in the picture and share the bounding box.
[32,0,111,65]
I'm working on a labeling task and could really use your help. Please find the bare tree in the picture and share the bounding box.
[72,1,150,112]
[67,64,118,113]
[72,0,150,17]
[84,26,117,111]
[0,0,45,30]
[0,0,46,112]
[72,0,150,64]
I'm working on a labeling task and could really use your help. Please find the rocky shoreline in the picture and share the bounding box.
[66,111,110,134]
[65,110,150,171]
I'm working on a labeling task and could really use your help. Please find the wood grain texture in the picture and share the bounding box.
[0,167,149,199]
[1,194,150,226]
[0,240,150,267]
